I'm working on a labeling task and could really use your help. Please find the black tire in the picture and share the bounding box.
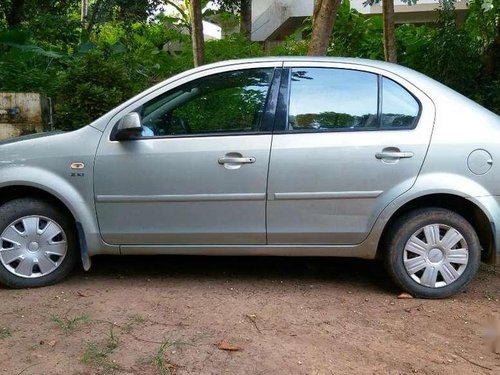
[385,207,480,299]
[0,198,78,288]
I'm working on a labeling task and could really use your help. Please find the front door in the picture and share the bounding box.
[94,67,277,245]
[267,65,434,245]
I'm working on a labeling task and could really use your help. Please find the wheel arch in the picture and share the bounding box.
[0,185,75,220]
[376,193,495,264]
[0,182,104,264]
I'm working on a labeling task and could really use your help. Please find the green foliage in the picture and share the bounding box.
[205,33,264,62]
[328,0,384,59]
[398,1,482,97]
[270,37,309,56]
[0,0,498,132]
[55,50,137,129]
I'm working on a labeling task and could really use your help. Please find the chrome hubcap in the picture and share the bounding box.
[0,216,67,278]
[403,224,469,288]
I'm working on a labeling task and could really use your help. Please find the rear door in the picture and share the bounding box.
[267,62,434,245]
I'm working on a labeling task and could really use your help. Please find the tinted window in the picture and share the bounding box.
[140,68,273,136]
[381,77,419,128]
[288,68,378,131]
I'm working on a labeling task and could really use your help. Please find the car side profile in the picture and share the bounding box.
[0,57,499,298]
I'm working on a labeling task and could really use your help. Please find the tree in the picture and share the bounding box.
[190,0,205,66]
[240,0,251,38]
[382,0,397,62]
[212,0,252,38]
[308,0,342,56]
[363,0,397,62]
[0,0,26,28]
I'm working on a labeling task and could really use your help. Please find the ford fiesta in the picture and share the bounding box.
[1,57,499,298]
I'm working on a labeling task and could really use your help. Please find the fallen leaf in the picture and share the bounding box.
[398,292,414,299]
[216,341,242,351]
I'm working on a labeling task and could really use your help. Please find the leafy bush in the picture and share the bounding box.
[0,0,498,133]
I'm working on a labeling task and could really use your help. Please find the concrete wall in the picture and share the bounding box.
[252,0,469,42]
[251,0,314,41]
[0,93,47,140]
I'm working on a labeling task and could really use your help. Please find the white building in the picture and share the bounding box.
[251,0,469,42]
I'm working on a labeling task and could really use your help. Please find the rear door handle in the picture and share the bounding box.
[218,156,256,164]
[375,151,414,159]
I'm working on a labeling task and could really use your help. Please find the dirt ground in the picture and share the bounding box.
[1,256,500,375]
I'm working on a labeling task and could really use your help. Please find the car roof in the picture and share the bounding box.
[199,56,420,78]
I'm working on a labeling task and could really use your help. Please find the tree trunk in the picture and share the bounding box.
[81,0,88,29]
[308,0,342,56]
[190,0,205,67]
[5,0,25,28]
[382,0,397,63]
[240,0,252,39]
[86,0,104,36]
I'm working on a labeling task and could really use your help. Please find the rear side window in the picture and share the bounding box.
[286,67,420,132]
[381,77,420,128]
[288,68,378,131]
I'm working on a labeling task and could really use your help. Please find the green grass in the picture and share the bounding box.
[123,314,146,333]
[150,339,179,375]
[0,327,11,339]
[81,327,120,372]
[50,313,90,333]
[485,291,498,301]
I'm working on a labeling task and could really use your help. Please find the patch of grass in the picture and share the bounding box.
[82,327,120,372]
[123,314,146,333]
[106,327,119,352]
[50,313,90,333]
[150,339,178,375]
[0,327,11,339]
[485,291,498,301]
[129,314,145,324]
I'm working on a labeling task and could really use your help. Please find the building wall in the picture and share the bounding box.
[0,93,46,140]
[251,0,314,41]
[252,0,469,42]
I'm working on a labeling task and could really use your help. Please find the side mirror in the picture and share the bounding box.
[115,112,142,141]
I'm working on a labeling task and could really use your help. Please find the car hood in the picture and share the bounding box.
[0,131,64,147]
[0,126,104,168]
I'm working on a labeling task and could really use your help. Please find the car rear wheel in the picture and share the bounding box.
[385,208,480,298]
[0,198,78,288]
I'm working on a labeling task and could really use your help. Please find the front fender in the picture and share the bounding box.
[0,167,118,256]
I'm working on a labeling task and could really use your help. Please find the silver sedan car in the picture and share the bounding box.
[0,57,499,298]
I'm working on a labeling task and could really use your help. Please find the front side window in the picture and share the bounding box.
[288,68,379,131]
[139,68,274,137]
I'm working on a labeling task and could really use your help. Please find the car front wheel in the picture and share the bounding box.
[385,208,481,298]
[0,198,78,288]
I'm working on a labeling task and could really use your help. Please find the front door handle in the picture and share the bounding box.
[218,156,256,164]
[375,151,414,159]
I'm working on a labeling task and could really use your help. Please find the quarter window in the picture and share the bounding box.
[381,77,419,128]
[139,68,274,137]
